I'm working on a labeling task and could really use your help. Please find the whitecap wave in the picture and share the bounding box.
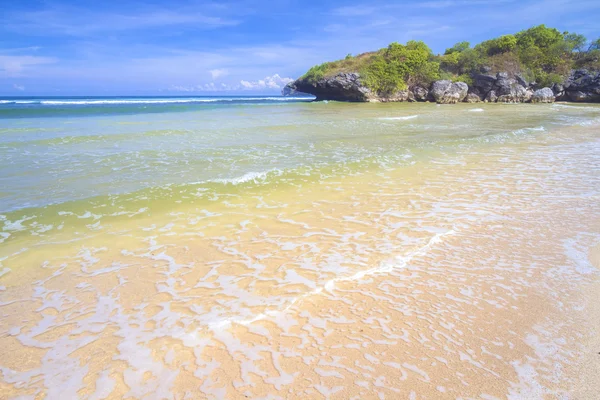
[212,170,281,185]
[512,126,546,135]
[378,115,419,121]
[0,97,314,106]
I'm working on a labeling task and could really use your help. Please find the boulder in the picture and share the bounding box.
[430,80,452,101]
[430,80,468,104]
[531,87,555,103]
[495,73,532,102]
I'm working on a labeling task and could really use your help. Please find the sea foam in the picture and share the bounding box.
[379,115,419,121]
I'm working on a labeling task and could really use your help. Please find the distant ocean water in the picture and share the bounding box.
[1,96,600,398]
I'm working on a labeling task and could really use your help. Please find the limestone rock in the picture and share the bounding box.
[430,80,468,104]
[531,87,555,103]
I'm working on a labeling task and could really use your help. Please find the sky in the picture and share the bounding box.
[1,0,599,96]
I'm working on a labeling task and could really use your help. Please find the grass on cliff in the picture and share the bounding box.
[301,24,600,95]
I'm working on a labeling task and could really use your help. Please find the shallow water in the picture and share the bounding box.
[1,98,599,399]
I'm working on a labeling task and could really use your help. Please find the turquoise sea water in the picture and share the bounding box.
[2,97,599,212]
[1,97,600,234]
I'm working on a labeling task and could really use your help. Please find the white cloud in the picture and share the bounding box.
[0,55,56,77]
[168,82,240,92]
[209,68,228,79]
[240,74,293,90]
[1,8,239,36]
[13,83,25,91]
[167,74,293,93]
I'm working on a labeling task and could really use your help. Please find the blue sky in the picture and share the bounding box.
[1,0,599,95]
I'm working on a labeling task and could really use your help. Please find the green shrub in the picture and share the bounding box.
[535,71,564,87]
[362,56,407,94]
[361,41,438,94]
[454,73,474,86]
[302,63,329,83]
[444,41,470,55]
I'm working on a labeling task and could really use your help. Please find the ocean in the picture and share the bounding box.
[1,96,599,398]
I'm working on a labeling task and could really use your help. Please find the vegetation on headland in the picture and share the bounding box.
[301,25,600,95]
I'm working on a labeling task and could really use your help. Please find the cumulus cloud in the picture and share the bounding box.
[209,68,228,79]
[239,74,293,90]
[167,74,293,93]
[13,83,25,91]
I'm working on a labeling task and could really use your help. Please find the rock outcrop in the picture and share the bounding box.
[471,72,533,103]
[284,69,600,104]
[563,69,600,102]
[284,73,372,102]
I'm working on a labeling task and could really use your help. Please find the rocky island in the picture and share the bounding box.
[283,25,600,103]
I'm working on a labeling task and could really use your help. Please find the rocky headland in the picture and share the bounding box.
[284,69,600,104]
[283,24,600,104]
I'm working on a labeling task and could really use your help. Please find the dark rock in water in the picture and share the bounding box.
[563,69,600,102]
[430,80,468,104]
[531,87,555,103]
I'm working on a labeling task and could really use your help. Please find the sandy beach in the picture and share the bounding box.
[1,101,599,398]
